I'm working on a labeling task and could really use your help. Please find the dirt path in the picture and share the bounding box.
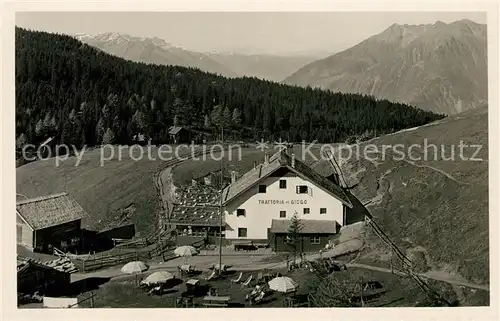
[157,166,175,224]
[398,157,470,185]
[346,262,489,292]
[153,147,210,232]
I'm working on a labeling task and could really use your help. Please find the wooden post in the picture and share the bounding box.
[90,291,95,308]
[360,277,365,307]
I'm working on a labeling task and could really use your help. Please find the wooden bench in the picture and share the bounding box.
[202,295,231,307]
[234,243,258,251]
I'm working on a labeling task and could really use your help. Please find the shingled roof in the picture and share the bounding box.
[16,193,86,230]
[168,126,185,135]
[270,219,339,234]
[221,150,353,207]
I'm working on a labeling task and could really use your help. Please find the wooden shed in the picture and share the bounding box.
[16,193,86,254]
[168,126,191,144]
[17,257,71,295]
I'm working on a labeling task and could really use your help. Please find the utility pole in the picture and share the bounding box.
[218,126,224,274]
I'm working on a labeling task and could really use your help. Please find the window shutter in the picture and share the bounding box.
[296,186,300,194]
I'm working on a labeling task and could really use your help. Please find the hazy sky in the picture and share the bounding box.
[16,12,486,55]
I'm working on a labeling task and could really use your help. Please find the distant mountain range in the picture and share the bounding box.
[284,19,487,115]
[75,33,317,82]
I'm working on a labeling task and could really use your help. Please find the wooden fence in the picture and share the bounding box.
[72,238,205,273]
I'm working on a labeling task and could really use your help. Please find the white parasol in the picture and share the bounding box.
[121,261,149,284]
[268,276,299,293]
[141,271,175,286]
[174,245,198,263]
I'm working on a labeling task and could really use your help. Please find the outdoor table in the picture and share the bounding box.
[180,264,192,271]
[202,295,231,307]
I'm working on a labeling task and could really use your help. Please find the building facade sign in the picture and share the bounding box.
[257,199,308,205]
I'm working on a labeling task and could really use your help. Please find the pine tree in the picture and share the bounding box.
[287,211,303,265]
[132,110,146,132]
[222,106,231,128]
[231,108,241,127]
[34,119,43,137]
[69,109,76,121]
[102,127,115,145]
[43,112,52,129]
[49,116,57,131]
[95,117,105,144]
[204,114,210,128]
[210,104,223,128]
[16,133,27,150]
[61,120,74,145]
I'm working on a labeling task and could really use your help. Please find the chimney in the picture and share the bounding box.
[291,153,296,168]
[264,153,269,164]
[231,171,237,184]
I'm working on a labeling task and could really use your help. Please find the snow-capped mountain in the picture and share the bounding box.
[74,32,317,81]
[75,32,238,77]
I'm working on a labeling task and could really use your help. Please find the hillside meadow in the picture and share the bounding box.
[17,145,190,235]
[315,107,489,284]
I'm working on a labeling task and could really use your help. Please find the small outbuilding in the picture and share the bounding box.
[17,257,71,295]
[16,192,86,253]
[168,126,191,144]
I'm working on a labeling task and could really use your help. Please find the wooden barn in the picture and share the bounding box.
[16,193,86,254]
[168,126,191,144]
[17,257,70,295]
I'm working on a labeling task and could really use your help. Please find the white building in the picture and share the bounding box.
[222,150,353,251]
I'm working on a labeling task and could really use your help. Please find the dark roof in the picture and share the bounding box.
[16,193,86,230]
[17,256,67,274]
[221,150,352,207]
[270,219,339,234]
[168,126,185,135]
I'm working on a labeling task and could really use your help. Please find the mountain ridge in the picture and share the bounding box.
[283,19,487,115]
[74,32,318,82]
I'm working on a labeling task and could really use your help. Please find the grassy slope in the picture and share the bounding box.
[16,146,190,236]
[316,106,489,284]
[16,144,321,238]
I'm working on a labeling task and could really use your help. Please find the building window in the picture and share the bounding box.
[296,185,308,194]
[303,208,310,215]
[279,179,287,189]
[238,228,247,238]
[258,185,267,193]
[310,236,321,244]
[280,210,286,218]
[320,208,327,214]
[236,209,246,217]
